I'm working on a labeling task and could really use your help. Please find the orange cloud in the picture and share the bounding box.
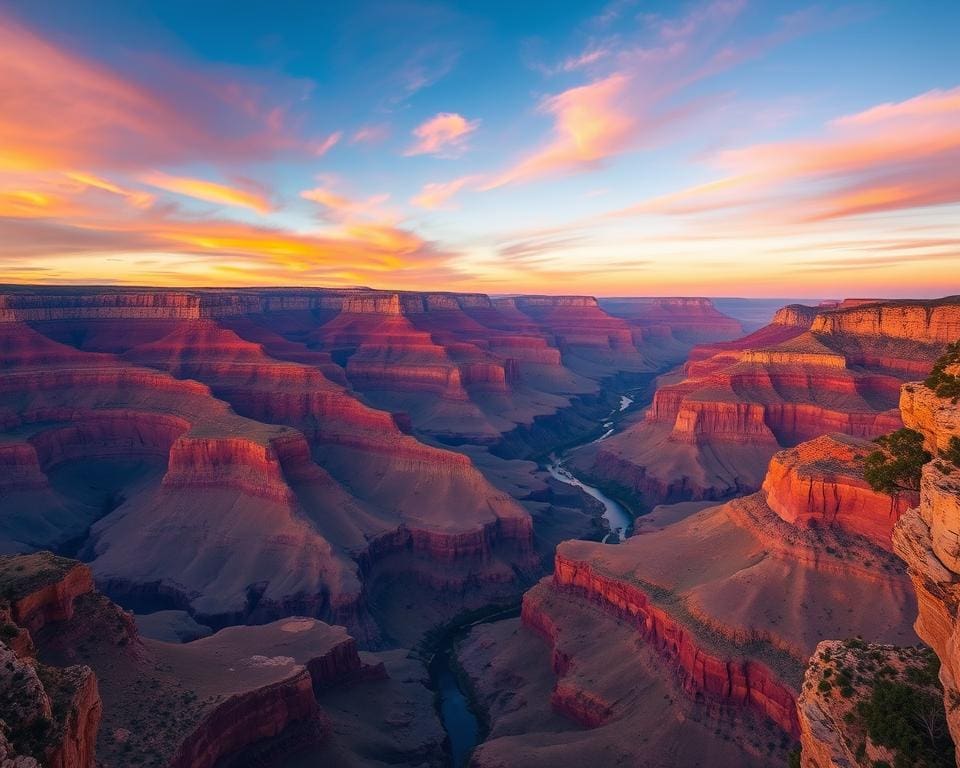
[483,75,636,189]
[64,172,155,209]
[405,112,479,157]
[0,209,458,286]
[141,172,272,213]
[410,176,477,209]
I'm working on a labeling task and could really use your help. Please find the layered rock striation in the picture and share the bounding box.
[577,297,958,510]
[502,435,920,756]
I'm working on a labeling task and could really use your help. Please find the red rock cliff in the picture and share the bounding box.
[892,371,960,757]
[531,551,800,735]
[762,434,915,550]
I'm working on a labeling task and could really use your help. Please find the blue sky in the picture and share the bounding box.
[1,0,958,296]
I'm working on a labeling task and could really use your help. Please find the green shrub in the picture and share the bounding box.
[865,429,931,495]
[925,341,960,401]
[858,680,953,767]
[941,436,960,470]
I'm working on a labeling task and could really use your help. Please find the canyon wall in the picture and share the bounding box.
[0,552,421,768]
[533,552,801,735]
[892,368,960,756]
[762,433,914,550]
[579,296,955,510]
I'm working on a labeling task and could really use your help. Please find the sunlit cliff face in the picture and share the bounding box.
[0,0,958,296]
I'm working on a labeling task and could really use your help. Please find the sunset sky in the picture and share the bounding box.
[1,0,958,297]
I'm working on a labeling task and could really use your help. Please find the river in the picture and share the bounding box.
[430,392,638,765]
[546,392,634,542]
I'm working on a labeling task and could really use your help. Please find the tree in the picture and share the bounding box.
[925,340,960,401]
[941,436,960,470]
[864,428,931,495]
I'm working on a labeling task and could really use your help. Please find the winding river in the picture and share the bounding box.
[546,392,634,542]
[430,393,638,765]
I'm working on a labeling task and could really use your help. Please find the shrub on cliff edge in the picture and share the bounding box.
[925,340,960,401]
[865,429,931,495]
[941,436,960,470]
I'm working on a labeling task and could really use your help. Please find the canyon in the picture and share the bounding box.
[0,285,744,766]
[2,286,958,767]
[574,297,959,510]
[461,419,924,766]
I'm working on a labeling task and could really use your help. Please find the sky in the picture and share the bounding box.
[1,0,959,298]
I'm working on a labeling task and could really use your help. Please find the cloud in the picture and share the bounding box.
[405,113,479,157]
[0,9,325,174]
[310,132,342,156]
[0,211,460,287]
[482,74,637,188]
[141,172,272,213]
[615,86,960,223]
[391,44,460,103]
[64,172,155,209]
[351,124,390,145]
[410,176,477,209]
[483,0,775,189]
[300,186,391,221]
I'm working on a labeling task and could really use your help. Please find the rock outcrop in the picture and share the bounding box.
[892,361,960,757]
[762,433,914,550]
[797,641,951,768]
[0,554,103,768]
[578,297,957,510]
[0,552,439,768]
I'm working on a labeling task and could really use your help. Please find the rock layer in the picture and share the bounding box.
[579,297,957,510]
[762,433,915,550]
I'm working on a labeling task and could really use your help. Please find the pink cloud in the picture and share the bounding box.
[310,132,342,156]
[300,186,391,221]
[351,124,391,144]
[615,86,960,223]
[482,74,637,188]
[410,176,478,209]
[0,9,325,174]
[404,112,479,157]
[484,0,806,190]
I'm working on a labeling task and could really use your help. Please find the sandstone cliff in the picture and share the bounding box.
[797,640,950,768]
[0,554,103,768]
[762,433,915,550]
[892,365,960,758]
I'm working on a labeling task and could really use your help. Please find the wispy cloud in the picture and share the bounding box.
[310,131,342,156]
[483,0,779,189]
[410,175,477,209]
[300,186,391,221]
[390,43,460,103]
[405,112,479,157]
[482,74,639,188]
[351,124,390,145]
[614,86,960,223]
[0,10,326,173]
[141,171,272,213]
